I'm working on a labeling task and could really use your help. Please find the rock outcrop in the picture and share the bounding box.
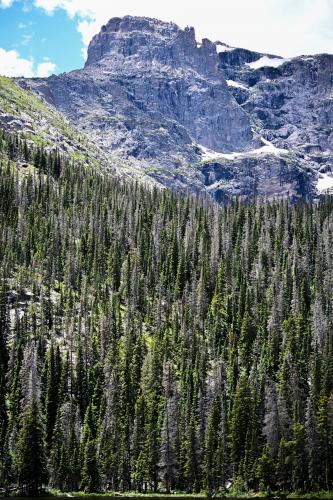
[15,16,333,201]
[23,17,253,164]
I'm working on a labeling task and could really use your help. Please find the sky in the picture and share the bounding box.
[0,0,332,77]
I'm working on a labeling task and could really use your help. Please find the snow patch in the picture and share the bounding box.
[317,173,333,193]
[226,79,248,90]
[246,56,290,69]
[216,42,235,53]
[199,138,289,162]
[199,145,225,161]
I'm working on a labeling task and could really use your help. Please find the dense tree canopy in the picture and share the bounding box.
[0,129,333,495]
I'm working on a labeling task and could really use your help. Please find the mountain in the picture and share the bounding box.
[1,16,333,200]
[1,16,333,497]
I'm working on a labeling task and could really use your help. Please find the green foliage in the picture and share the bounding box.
[0,128,332,494]
[16,401,46,496]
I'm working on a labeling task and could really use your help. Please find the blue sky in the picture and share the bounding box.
[0,0,333,77]
[0,1,82,75]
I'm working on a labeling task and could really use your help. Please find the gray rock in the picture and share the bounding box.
[14,16,333,201]
[200,153,316,202]
[220,51,333,156]
[21,16,253,161]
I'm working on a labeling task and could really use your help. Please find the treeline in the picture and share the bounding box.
[0,129,332,495]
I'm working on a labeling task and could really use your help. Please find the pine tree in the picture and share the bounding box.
[305,397,320,490]
[158,360,179,492]
[81,439,100,492]
[229,372,254,477]
[16,400,46,496]
[45,344,61,447]
[183,410,200,493]
[291,422,307,492]
[204,397,225,495]
[255,448,276,491]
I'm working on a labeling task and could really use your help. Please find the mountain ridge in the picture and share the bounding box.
[1,15,332,200]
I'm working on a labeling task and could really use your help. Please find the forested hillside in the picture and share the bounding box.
[0,129,332,496]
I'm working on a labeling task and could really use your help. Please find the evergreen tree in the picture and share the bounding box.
[0,129,332,494]
[229,373,254,477]
[16,400,46,496]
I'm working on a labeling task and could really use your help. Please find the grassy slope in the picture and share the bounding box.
[0,76,162,185]
[0,76,110,169]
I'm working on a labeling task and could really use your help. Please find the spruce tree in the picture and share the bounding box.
[16,400,46,496]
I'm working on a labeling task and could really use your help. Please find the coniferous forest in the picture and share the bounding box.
[0,129,333,496]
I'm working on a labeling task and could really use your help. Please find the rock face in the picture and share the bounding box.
[86,17,254,153]
[17,16,333,201]
[220,51,333,153]
[24,17,252,164]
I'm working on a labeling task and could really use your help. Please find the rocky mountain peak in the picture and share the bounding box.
[15,15,333,202]
[63,15,252,155]
[85,15,217,74]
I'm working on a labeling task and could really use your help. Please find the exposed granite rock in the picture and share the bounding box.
[219,50,333,159]
[200,153,316,202]
[218,46,279,68]
[23,16,253,164]
[13,16,333,201]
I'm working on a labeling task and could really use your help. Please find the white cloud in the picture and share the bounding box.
[81,46,88,60]
[36,61,56,76]
[0,47,56,77]
[34,0,95,17]
[0,0,13,8]
[32,0,333,58]
[77,18,98,47]
[0,48,34,77]
[18,21,34,29]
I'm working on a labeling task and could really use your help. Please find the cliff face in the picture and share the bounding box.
[24,16,252,163]
[16,16,333,200]
[84,16,253,152]
[220,51,333,154]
